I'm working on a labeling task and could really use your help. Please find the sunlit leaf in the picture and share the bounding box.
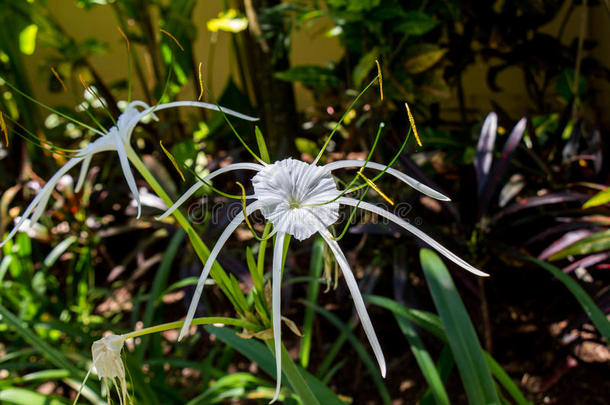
[0,388,67,405]
[207,9,248,33]
[19,24,38,55]
[549,229,610,261]
[405,45,447,74]
[583,188,610,209]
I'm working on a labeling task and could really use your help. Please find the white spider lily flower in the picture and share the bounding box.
[161,156,487,403]
[1,100,256,247]
[76,333,130,405]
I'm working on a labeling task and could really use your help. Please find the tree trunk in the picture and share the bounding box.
[240,0,298,159]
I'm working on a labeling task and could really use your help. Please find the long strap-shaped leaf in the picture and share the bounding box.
[479,117,527,216]
[419,249,500,405]
[526,256,610,340]
[367,295,532,405]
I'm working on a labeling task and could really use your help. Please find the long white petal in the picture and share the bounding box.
[324,160,450,201]
[178,201,260,341]
[28,188,54,227]
[319,228,387,378]
[339,197,488,276]
[156,162,264,220]
[129,101,259,130]
[270,232,286,404]
[1,157,84,247]
[75,154,93,193]
[114,133,141,219]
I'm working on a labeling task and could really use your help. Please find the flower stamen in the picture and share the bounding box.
[160,29,184,51]
[198,62,205,101]
[357,171,394,205]
[117,26,130,52]
[50,67,67,92]
[405,101,422,147]
[0,111,8,146]
[159,140,185,182]
[375,59,383,101]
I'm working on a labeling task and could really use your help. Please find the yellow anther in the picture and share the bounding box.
[50,67,67,92]
[0,112,8,146]
[160,29,184,51]
[117,26,130,52]
[357,171,394,205]
[159,141,185,182]
[198,62,204,101]
[375,59,383,101]
[78,74,96,101]
[404,102,422,147]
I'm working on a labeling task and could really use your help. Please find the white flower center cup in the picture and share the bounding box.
[91,334,126,380]
[252,158,341,241]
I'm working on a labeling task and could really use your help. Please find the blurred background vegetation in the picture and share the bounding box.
[0,0,608,404]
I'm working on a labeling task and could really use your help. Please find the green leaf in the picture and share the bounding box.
[274,66,341,90]
[19,24,38,55]
[0,388,67,405]
[300,301,391,405]
[137,229,185,363]
[365,295,445,340]
[255,126,271,164]
[549,229,610,260]
[353,49,378,88]
[420,249,499,405]
[0,303,81,377]
[394,314,450,405]
[405,45,447,74]
[527,257,610,341]
[295,137,319,157]
[43,236,77,268]
[22,369,70,382]
[583,188,610,209]
[368,295,531,404]
[556,68,587,101]
[421,347,455,405]
[246,246,263,293]
[394,11,439,36]
[206,326,343,404]
[485,354,532,405]
[299,237,324,368]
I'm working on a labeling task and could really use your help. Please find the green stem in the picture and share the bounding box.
[126,146,237,307]
[264,340,321,405]
[125,316,261,340]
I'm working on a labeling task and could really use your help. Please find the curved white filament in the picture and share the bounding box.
[130,101,259,131]
[178,201,261,341]
[1,157,84,247]
[156,162,264,220]
[339,197,488,277]
[270,232,286,404]
[324,160,450,201]
[319,228,387,378]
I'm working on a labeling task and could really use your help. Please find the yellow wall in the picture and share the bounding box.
[25,1,608,126]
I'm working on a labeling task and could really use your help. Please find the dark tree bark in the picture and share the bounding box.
[241,0,298,159]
